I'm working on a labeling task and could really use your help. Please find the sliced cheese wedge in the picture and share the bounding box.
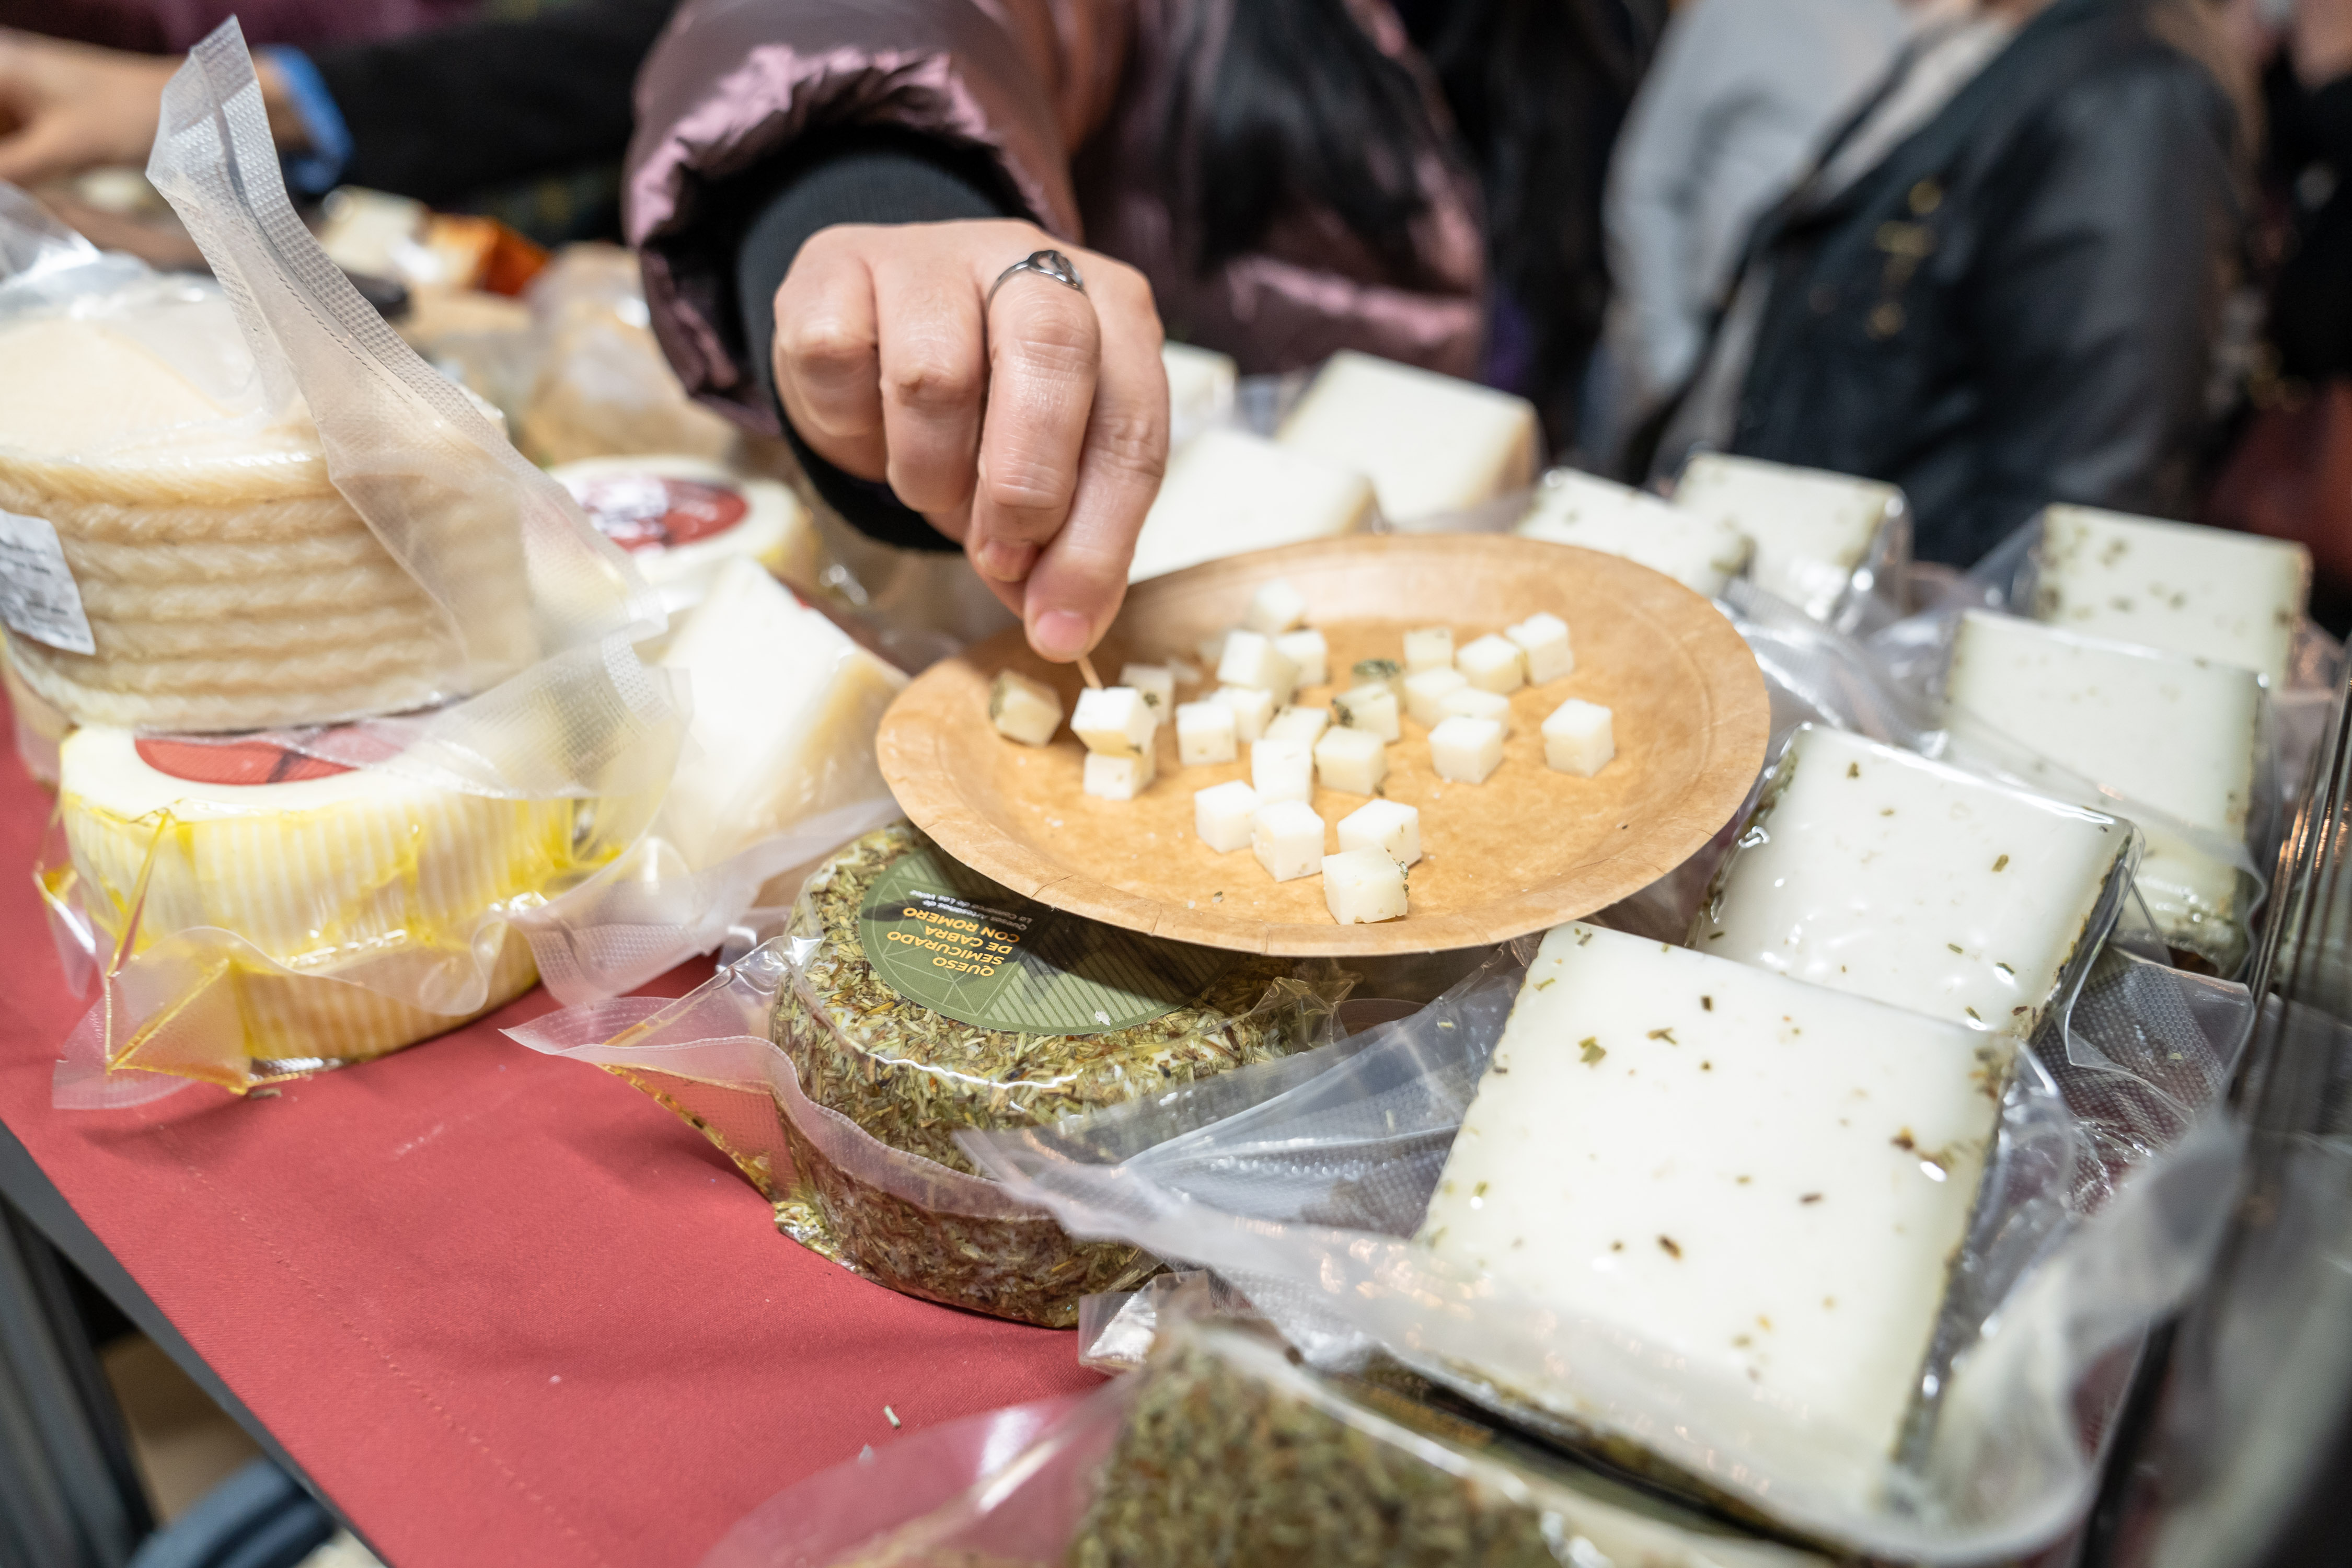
[2031,504,2309,687]
[1275,351,1539,522]
[1691,725,2126,1035]
[1127,428,1375,582]
[1516,467,1752,598]
[1162,341,1238,448]
[1673,454,1902,622]
[552,454,816,613]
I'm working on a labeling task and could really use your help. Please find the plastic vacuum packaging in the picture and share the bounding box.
[552,454,824,616]
[1670,453,1910,631]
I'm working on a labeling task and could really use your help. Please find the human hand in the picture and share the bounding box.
[2295,0,2352,86]
[0,30,309,189]
[770,218,1169,663]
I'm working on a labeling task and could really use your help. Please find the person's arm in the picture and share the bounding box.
[1603,0,1725,404]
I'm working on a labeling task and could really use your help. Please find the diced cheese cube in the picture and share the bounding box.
[1071,686,1157,757]
[1440,686,1513,734]
[1420,922,2008,1497]
[1692,725,2127,1036]
[1119,663,1175,713]
[1541,699,1614,776]
[1403,627,1455,674]
[1402,667,1468,727]
[1083,748,1156,801]
[1197,632,1228,671]
[1162,340,1237,447]
[1517,468,1751,598]
[1332,682,1401,743]
[1456,633,1526,695]
[1274,629,1329,687]
[1175,700,1239,766]
[1673,453,1902,623]
[988,670,1062,746]
[1312,724,1388,795]
[1322,847,1408,924]
[1243,579,1310,636]
[1213,685,1275,742]
[1351,658,1404,697]
[2032,504,2310,687]
[1264,705,1330,746]
[1337,798,1421,866]
[1216,630,1299,698]
[1130,429,1375,582]
[1275,351,1539,522]
[1429,716,1505,783]
[1251,800,1327,882]
[1505,612,1574,683]
[1252,738,1315,803]
[1194,779,1259,852]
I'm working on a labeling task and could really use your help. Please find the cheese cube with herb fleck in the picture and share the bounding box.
[1403,667,1468,727]
[2032,504,2309,687]
[1505,612,1574,683]
[1119,663,1176,713]
[1419,921,2008,1496]
[1691,725,2126,1036]
[1275,629,1329,687]
[988,671,1062,746]
[1252,800,1326,882]
[1175,700,1238,766]
[1323,847,1408,924]
[1333,682,1401,742]
[1072,686,1157,756]
[1457,633,1526,695]
[1195,780,1260,852]
[1084,748,1156,801]
[1338,799,1421,866]
[1403,627,1455,674]
[1243,578,1310,635]
[1542,699,1613,776]
[1313,725,1388,795]
[1213,685,1275,741]
[1440,686,1513,734]
[1352,658,1404,698]
[1265,705,1331,746]
[1252,738,1315,803]
[1217,630,1300,699]
[1429,715,1505,783]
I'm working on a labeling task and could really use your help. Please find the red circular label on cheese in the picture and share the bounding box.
[564,474,748,552]
[134,729,402,786]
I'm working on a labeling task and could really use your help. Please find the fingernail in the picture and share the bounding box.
[976,539,1036,583]
[1031,609,1093,661]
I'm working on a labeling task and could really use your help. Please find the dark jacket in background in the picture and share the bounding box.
[2263,54,2352,385]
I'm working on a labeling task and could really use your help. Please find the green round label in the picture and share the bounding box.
[856,843,1236,1035]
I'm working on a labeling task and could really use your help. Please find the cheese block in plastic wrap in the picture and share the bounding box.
[55,724,584,1077]
[1161,341,1237,449]
[553,455,818,614]
[1516,467,1752,597]
[2030,504,2309,687]
[1126,428,1375,582]
[0,302,536,732]
[1275,351,1540,521]
[1692,725,2131,1036]
[4,642,69,788]
[1673,453,1904,622]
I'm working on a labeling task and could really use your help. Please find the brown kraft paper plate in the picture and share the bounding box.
[877,534,1769,956]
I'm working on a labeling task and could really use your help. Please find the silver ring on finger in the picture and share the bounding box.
[986,249,1086,314]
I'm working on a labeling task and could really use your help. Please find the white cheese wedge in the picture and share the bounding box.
[1194,780,1259,852]
[1441,686,1513,734]
[1216,630,1300,699]
[1275,351,1539,522]
[988,671,1062,746]
[1692,725,2126,1036]
[1429,716,1505,783]
[1944,611,2261,966]
[1274,629,1330,687]
[1072,686,1159,757]
[552,454,815,615]
[1420,921,2008,1502]
[1516,468,1752,598]
[1338,799,1421,867]
[1322,847,1408,924]
[1119,663,1176,714]
[1128,429,1375,582]
[1162,341,1238,448]
[1456,633,1526,695]
[1403,628,1455,674]
[1085,750,1156,801]
[1673,454,1902,622]
[1313,725,1388,795]
[654,557,908,869]
[1505,613,1574,684]
[1252,800,1326,882]
[1542,699,1614,776]
[2031,504,2310,687]
[1252,738,1315,804]
[1213,685,1275,742]
[1175,700,1239,766]
[1243,579,1310,635]
[1332,682,1401,742]
[1264,706,1331,746]
[1402,667,1468,727]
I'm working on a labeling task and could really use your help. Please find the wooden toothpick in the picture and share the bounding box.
[1077,653,1104,690]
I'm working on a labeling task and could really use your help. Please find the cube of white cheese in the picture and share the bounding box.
[1403,627,1455,674]
[1420,921,2008,1500]
[1274,629,1329,688]
[2032,504,2310,687]
[1071,686,1158,757]
[1428,716,1505,783]
[1264,705,1331,746]
[1440,686,1513,734]
[1542,699,1614,776]
[1275,351,1539,522]
[1332,682,1401,742]
[1251,739,1315,804]
[1517,467,1751,598]
[1216,630,1299,699]
[1673,453,1903,623]
[1083,748,1156,801]
[1243,579,1310,636]
[1322,847,1408,924]
[1338,799,1421,866]
[988,670,1062,747]
[1402,667,1468,727]
[1944,610,2261,966]
[1505,612,1574,684]
[1212,685,1275,742]
[1312,725,1388,795]
[1691,725,2127,1036]
[1194,779,1259,852]
[1118,663,1176,714]
[1129,428,1376,582]
[1251,800,1327,882]
[1456,633,1526,695]
[1174,700,1239,766]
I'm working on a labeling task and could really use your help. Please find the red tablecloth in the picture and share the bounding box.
[0,736,1098,1566]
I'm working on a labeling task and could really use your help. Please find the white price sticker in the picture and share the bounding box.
[0,510,96,655]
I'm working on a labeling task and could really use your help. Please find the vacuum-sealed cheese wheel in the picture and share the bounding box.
[58,725,574,1068]
[551,454,816,613]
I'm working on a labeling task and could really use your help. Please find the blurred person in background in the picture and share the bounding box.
[1637,0,2246,568]
[0,0,479,54]
[626,0,1663,664]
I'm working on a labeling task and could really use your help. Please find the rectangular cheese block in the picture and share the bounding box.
[1420,921,2007,1498]
[1128,428,1376,582]
[1945,610,2260,967]
[2032,504,2310,687]
[1275,351,1540,523]
[1673,454,1902,622]
[1691,725,2126,1036]
[1517,468,1751,599]
[1162,340,1238,448]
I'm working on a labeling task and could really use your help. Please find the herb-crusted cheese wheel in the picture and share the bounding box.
[0,307,536,732]
[551,454,817,613]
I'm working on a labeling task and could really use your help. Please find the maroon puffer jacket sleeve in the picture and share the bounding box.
[625,0,1131,421]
